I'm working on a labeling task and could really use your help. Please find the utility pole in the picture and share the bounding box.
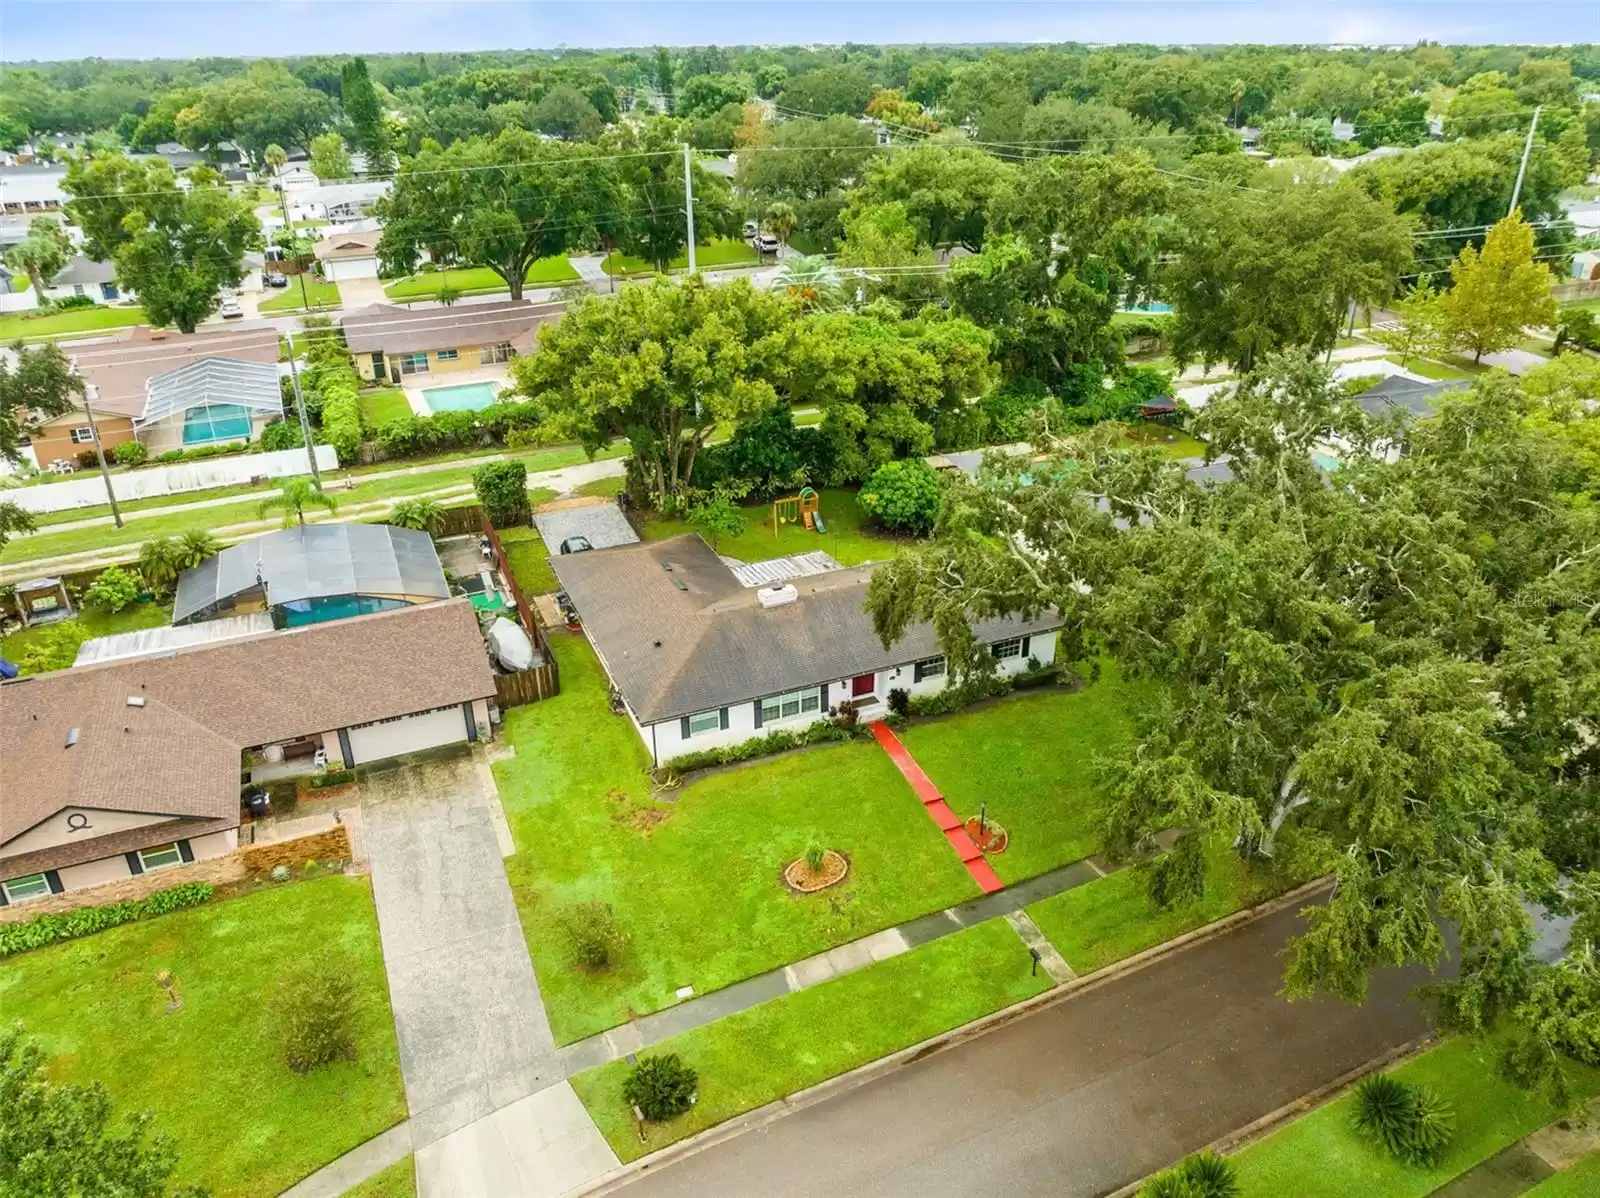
[282,330,321,484]
[79,386,123,529]
[278,187,310,310]
[1509,105,1541,218]
[682,142,697,275]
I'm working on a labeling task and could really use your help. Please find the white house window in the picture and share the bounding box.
[686,710,722,737]
[761,687,821,724]
[137,843,184,871]
[991,637,1023,660]
[398,352,430,375]
[436,348,459,362]
[479,342,514,365]
[69,426,95,444]
[2,873,51,903]
[913,655,946,682]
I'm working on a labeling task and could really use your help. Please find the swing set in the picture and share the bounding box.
[771,486,824,535]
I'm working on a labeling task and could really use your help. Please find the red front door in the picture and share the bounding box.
[851,672,876,698]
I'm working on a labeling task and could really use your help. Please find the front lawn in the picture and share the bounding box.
[0,305,147,341]
[259,278,342,312]
[601,238,758,276]
[571,917,1050,1162]
[1025,837,1302,974]
[0,875,406,1198]
[639,486,905,567]
[358,387,413,428]
[497,636,981,1044]
[898,663,1148,883]
[1232,1033,1600,1198]
[1527,1151,1600,1197]
[0,600,171,673]
[498,525,558,595]
[382,259,578,300]
[345,1156,416,1198]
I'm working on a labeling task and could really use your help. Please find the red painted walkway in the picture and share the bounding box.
[869,722,1005,894]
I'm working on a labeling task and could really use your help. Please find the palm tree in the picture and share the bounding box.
[174,529,220,569]
[764,201,798,247]
[388,497,443,533]
[259,477,338,529]
[774,256,844,311]
[137,537,181,590]
[264,143,288,174]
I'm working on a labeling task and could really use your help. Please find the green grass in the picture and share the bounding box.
[601,238,758,276]
[1526,1150,1600,1197]
[899,665,1148,884]
[498,525,558,595]
[570,918,1050,1161]
[572,475,626,499]
[1233,1033,1600,1198]
[497,636,981,1045]
[1026,837,1300,974]
[0,876,406,1198]
[259,278,342,312]
[382,259,578,300]
[640,486,903,567]
[0,600,172,674]
[343,1156,416,1198]
[358,387,412,429]
[1117,422,1209,459]
[0,305,146,341]
[1399,357,1477,381]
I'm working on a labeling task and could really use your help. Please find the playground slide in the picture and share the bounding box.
[813,513,827,534]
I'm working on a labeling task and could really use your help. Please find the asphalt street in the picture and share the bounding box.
[613,897,1435,1198]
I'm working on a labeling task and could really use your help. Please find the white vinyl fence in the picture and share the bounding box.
[5,444,341,514]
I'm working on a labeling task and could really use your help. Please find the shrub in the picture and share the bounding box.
[389,497,443,532]
[558,900,628,970]
[690,498,746,550]
[157,449,184,462]
[111,440,149,466]
[308,768,355,789]
[267,953,360,1073]
[857,459,942,535]
[1140,1151,1238,1198]
[259,418,305,451]
[75,448,99,469]
[138,536,183,589]
[624,1053,697,1121]
[474,459,531,527]
[887,687,910,717]
[504,427,548,450]
[661,719,862,773]
[82,565,142,613]
[833,698,862,727]
[51,294,99,311]
[0,882,212,959]
[1352,1073,1456,1166]
[319,381,362,464]
[804,845,826,872]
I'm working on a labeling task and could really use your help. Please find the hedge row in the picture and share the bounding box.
[374,401,543,457]
[660,719,868,774]
[320,370,362,464]
[0,881,214,959]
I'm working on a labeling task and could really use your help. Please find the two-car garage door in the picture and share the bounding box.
[344,704,470,766]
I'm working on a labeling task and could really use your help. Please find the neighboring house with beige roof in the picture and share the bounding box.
[28,325,283,467]
[313,228,383,281]
[341,300,564,383]
[0,599,497,905]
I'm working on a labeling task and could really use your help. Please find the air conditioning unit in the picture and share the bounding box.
[757,584,798,609]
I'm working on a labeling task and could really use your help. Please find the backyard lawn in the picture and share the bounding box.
[0,305,147,341]
[497,635,981,1044]
[359,387,413,428]
[498,525,557,595]
[1232,1033,1600,1198]
[899,663,1148,884]
[0,600,171,673]
[258,278,342,312]
[382,259,578,300]
[601,238,758,276]
[640,486,904,567]
[1025,837,1305,974]
[1118,421,1208,459]
[0,876,406,1198]
[571,918,1051,1161]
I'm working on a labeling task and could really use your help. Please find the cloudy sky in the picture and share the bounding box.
[3,1,1596,62]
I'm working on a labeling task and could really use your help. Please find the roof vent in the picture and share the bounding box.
[126,695,146,707]
[757,584,799,609]
[64,727,79,748]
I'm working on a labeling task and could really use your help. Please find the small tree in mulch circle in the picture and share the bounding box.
[267,952,359,1073]
[805,845,826,873]
[558,900,628,971]
[624,1053,697,1121]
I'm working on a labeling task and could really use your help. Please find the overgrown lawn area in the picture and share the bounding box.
[1232,1033,1600,1198]
[571,917,1050,1161]
[899,663,1148,883]
[639,486,903,567]
[0,876,406,1198]
[497,636,980,1044]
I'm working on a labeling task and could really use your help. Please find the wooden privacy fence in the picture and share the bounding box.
[480,511,560,708]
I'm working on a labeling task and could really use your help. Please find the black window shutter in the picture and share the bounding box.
[1021,635,1031,658]
[463,702,478,742]
[753,700,764,729]
[44,870,64,894]
[125,852,144,876]
[718,707,729,731]
[177,840,195,864]
[680,715,691,739]
[821,682,830,710]
[913,661,925,683]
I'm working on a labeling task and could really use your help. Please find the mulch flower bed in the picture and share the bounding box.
[964,817,1009,855]
[782,850,850,893]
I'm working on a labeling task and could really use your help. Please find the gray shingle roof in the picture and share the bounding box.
[339,300,564,356]
[1354,375,1470,422]
[553,534,1061,724]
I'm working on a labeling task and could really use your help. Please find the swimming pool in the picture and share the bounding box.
[1118,302,1173,314]
[421,382,499,412]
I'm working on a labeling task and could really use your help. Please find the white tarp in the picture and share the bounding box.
[6,444,340,514]
[488,617,535,671]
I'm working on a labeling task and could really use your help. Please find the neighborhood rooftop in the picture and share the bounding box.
[1353,374,1472,421]
[70,325,281,419]
[339,299,565,356]
[551,533,1059,725]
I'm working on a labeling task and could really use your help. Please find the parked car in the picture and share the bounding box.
[218,297,243,319]
[742,219,760,240]
[263,271,288,287]
[559,536,593,555]
[755,234,781,256]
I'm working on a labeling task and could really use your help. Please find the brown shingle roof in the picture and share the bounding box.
[71,325,281,418]
[339,299,563,356]
[314,229,381,261]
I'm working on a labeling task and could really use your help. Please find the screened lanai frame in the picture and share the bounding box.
[134,357,284,444]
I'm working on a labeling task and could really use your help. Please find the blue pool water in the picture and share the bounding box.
[421,382,499,412]
[1118,302,1173,314]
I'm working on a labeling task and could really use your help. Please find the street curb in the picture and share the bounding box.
[1101,1034,1436,1198]
[566,874,1335,1197]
